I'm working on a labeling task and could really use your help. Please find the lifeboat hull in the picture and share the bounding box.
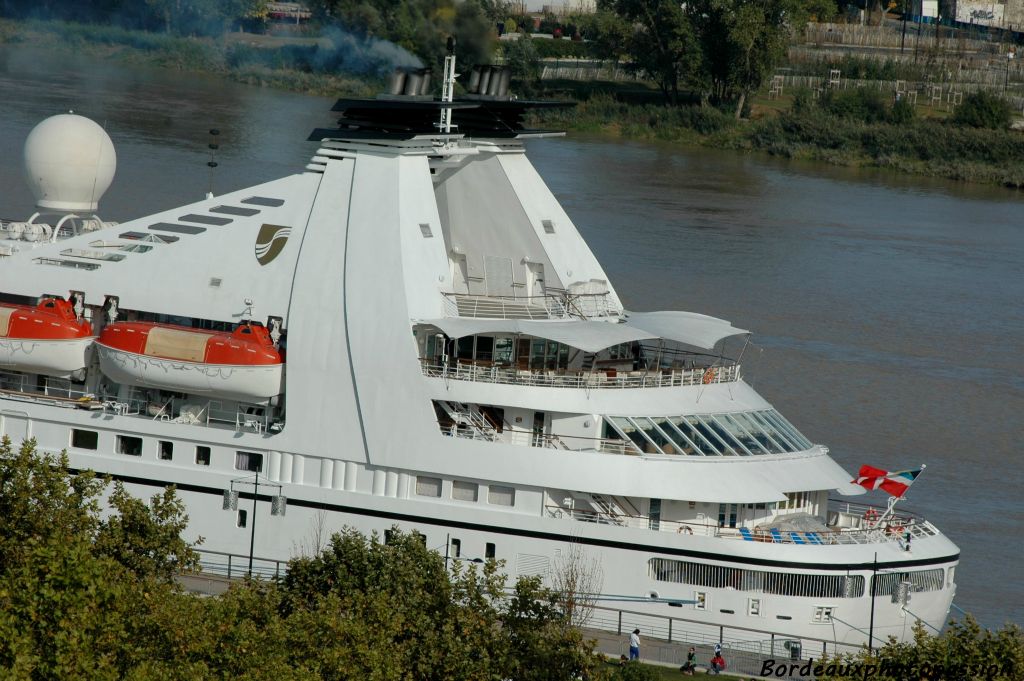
[96,345,283,402]
[0,336,94,377]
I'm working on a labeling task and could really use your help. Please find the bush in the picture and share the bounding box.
[820,87,890,123]
[952,90,1013,129]
[890,97,916,124]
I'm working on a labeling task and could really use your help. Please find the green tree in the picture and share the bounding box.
[605,0,699,105]
[502,35,542,97]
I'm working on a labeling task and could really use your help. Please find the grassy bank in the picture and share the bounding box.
[0,18,379,97]
[532,94,1024,188]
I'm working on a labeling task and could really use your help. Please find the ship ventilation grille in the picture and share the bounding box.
[515,553,550,579]
[306,144,356,174]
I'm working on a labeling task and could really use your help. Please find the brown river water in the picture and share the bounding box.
[0,47,1020,629]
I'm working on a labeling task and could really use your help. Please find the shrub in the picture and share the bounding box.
[820,87,890,123]
[952,90,1013,129]
[889,97,916,124]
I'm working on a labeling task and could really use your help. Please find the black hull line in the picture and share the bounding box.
[84,469,960,573]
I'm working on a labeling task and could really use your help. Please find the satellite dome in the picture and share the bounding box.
[23,113,116,212]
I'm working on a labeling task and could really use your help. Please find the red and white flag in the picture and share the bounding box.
[853,465,922,498]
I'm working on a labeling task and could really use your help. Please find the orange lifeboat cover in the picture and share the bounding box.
[98,322,282,366]
[0,298,93,340]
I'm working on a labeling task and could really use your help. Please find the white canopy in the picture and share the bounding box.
[625,310,748,350]
[417,310,748,353]
[416,318,657,353]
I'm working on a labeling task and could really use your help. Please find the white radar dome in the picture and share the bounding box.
[23,113,116,212]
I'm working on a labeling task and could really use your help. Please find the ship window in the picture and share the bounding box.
[159,441,173,461]
[34,257,100,270]
[694,592,707,610]
[416,476,442,498]
[450,538,461,558]
[71,429,98,450]
[811,606,835,623]
[195,446,211,466]
[117,435,143,457]
[452,480,479,502]
[485,542,496,559]
[487,485,515,506]
[179,214,232,226]
[235,451,263,473]
[418,223,433,238]
[241,196,285,207]
[237,509,247,528]
[541,219,555,234]
[211,205,260,217]
[60,248,126,262]
[149,223,205,235]
[749,598,762,616]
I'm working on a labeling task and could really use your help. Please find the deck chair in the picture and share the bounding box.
[739,527,755,541]
[789,532,806,545]
[806,532,824,545]
[770,528,784,543]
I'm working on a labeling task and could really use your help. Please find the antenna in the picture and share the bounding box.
[439,37,457,135]
[206,128,220,198]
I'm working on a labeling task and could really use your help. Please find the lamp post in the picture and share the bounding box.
[1006,51,1015,92]
[223,471,287,576]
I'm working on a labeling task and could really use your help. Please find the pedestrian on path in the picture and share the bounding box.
[629,628,641,660]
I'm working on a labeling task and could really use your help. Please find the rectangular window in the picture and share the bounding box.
[235,451,264,473]
[694,592,707,611]
[237,509,247,528]
[158,440,173,461]
[811,606,835,623]
[487,485,515,506]
[418,223,433,238]
[450,538,461,558]
[485,542,496,559]
[71,429,98,450]
[416,476,442,498]
[195,446,211,466]
[541,219,555,234]
[384,529,395,545]
[748,599,762,617]
[116,435,143,456]
[452,480,479,502]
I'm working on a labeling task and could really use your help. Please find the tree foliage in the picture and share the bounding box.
[953,90,1014,129]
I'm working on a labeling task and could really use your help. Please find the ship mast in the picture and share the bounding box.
[439,36,457,135]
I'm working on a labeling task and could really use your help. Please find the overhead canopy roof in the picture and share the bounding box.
[417,318,656,353]
[625,311,749,350]
[416,310,749,352]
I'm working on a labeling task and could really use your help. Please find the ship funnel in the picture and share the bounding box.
[382,67,434,99]
[23,113,116,213]
[463,65,512,99]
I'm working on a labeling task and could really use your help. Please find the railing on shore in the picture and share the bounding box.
[195,548,288,580]
[421,360,740,390]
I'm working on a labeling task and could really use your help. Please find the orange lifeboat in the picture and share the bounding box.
[0,298,94,376]
[96,322,283,401]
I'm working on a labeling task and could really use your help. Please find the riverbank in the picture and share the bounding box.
[3,18,1022,188]
[530,95,1024,189]
[0,18,378,97]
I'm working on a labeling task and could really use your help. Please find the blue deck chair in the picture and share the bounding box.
[806,532,824,545]
[770,528,784,543]
[739,527,755,541]
[790,532,806,545]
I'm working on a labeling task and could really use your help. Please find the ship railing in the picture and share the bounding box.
[421,359,740,390]
[547,503,940,545]
[545,505,719,535]
[441,291,620,321]
[440,421,640,455]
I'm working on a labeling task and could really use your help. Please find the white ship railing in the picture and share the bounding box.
[545,504,940,546]
[442,291,619,320]
[421,360,740,389]
[441,422,642,455]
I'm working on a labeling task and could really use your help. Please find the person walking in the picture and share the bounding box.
[629,628,641,660]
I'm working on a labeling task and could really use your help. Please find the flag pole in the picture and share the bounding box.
[874,464,925,527]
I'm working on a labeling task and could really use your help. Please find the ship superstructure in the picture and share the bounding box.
[0,67,958,649]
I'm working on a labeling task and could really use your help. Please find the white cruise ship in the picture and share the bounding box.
[0,59,958,650]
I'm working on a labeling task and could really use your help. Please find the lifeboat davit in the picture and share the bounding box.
[0,298,94,376]
[96,322,283,401]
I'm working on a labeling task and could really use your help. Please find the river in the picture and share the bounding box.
[1,47,1021,629]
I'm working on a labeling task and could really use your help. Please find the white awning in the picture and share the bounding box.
[415,318,657,353]
[625,310,748,350]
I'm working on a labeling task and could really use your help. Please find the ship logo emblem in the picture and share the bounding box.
[255,224,291,266]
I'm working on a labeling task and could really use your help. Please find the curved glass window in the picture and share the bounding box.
[603,409,812,456]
